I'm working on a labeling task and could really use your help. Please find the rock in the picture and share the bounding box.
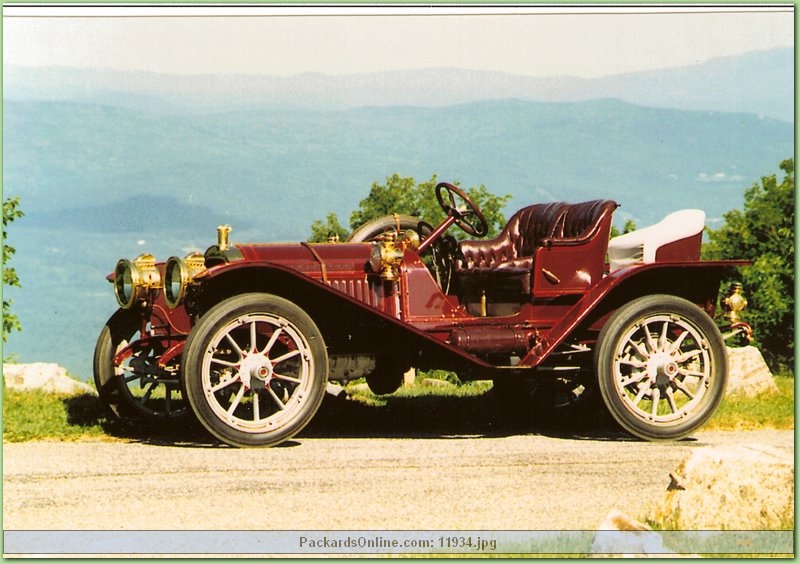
[346,382,372,396]
[651,444,793,530]
[726,346,778,397]
[589,510,674,557]
[3,363,96,396]
[421,377,455,388]
[325,382,347,398]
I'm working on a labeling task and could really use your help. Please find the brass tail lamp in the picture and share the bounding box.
[722,282,747,322]
[721,282,753,343]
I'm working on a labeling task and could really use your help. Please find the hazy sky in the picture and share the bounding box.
[3,5,794,78]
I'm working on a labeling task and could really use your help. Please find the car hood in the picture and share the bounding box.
[229,242,374,277]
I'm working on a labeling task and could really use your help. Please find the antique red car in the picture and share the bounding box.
[94,182,751,447]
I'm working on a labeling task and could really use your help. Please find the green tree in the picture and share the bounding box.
[309,173,511,242]
[703,158,794,370]
[3,197,24,342]
[309,212,350,243]
[610,218,637,238]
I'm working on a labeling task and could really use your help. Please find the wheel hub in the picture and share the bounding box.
[238,353,273,390]
[647,351,679,387]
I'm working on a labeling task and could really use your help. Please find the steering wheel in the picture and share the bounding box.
[418,220,459,293]
[435,182,489,237]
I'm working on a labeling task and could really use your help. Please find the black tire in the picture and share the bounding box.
[347,214,423,243]
[595,294,727,440]
[93,309,191,424]
[182,293,328,447]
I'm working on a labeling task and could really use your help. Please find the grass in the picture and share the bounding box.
[705,374,795,431]
[2,372,794,443]
[345,377,493,405]
[2,387,109,442]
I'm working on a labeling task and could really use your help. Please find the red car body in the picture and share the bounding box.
[95,183,750,447]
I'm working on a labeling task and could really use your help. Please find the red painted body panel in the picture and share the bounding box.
[654,232,703,262]
[236,242,370,278]
[190,239,747,374]
[229,242,399,317]
[519,259,749,367]
[106,206,750,378]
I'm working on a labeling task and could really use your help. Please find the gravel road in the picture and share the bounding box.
[3,429,792,539]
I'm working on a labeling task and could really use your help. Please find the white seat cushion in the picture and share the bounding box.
[608,209,706,272]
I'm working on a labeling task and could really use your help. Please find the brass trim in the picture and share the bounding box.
[217,225,232,251]
[541,268,561,285]
[722,282,748,322]
[370,232,405,280]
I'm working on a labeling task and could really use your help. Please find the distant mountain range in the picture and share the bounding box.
[5,47,793,121]
[1,48,794,380]
[5,97,793,236]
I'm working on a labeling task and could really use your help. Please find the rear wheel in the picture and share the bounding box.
[595,295,727,440]
[182,293,328,447]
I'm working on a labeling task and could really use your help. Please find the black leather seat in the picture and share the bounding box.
[455,199,618,306]
[456,202,568,297]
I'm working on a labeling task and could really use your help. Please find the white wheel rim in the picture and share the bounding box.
[611,313,713,425]
[201,313,315,433]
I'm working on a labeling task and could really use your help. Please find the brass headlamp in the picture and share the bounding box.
[114,253,162,309]
[164,252,206,309]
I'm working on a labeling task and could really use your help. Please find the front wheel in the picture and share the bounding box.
[182,293,328,447]
[93,309,191,424]
[595,295,727,441]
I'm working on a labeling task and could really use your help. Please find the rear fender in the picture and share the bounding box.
[520,261,743,367]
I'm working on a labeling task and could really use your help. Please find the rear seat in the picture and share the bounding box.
[608,209,705,272]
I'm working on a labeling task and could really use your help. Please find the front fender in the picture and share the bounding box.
[193,261,501,375]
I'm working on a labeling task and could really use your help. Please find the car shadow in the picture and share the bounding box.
[66,388,638,447]
[300,389,636,443]
[62,394,216,448]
